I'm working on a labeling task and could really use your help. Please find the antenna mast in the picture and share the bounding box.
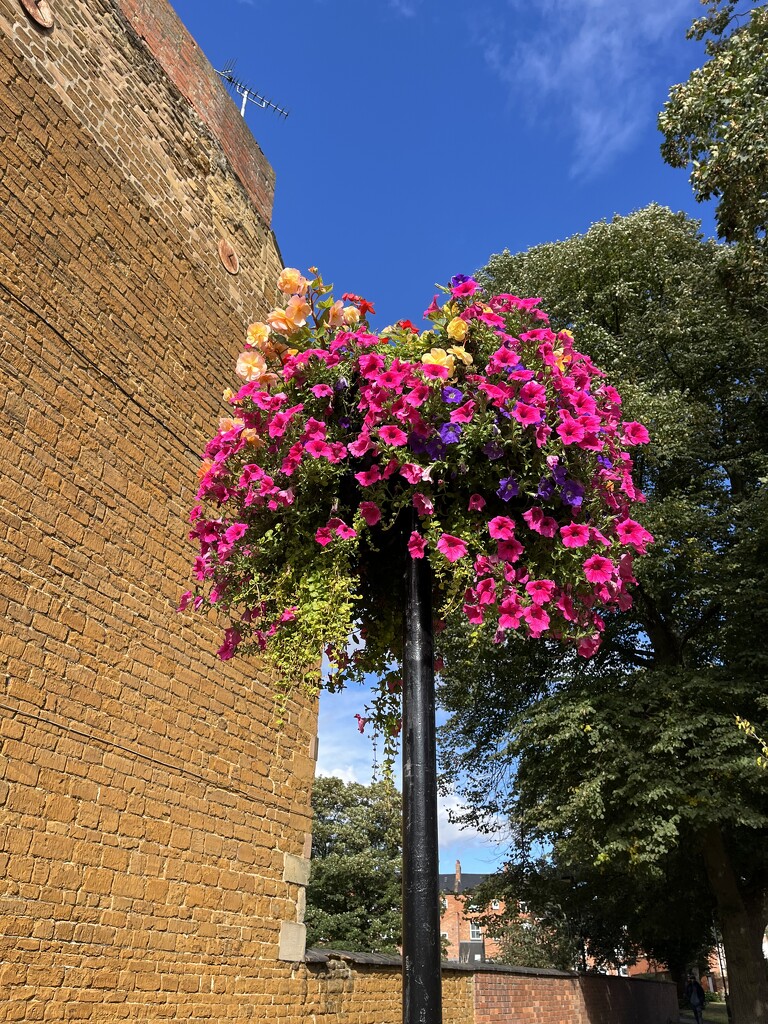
[216,62,289,120]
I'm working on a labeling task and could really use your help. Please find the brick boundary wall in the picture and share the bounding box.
[301,951,680,1024]
[1,0,320,1019]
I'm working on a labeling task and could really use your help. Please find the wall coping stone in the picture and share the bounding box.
[305,949,676,985]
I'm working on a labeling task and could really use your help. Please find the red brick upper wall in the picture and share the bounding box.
[116,0,275,226]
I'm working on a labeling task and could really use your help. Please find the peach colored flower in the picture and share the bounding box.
[246,321,272,347]
[328,300,345,328]
[342,305,361,326]
[446,317,469,342]
[267,308,296,336]
[236,349,268,381]
[277,267,308,295]
[285,295,312,328]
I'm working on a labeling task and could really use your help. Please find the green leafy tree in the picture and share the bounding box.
[438,205,768,1022]
[305,776,402,953]
[659,1,768,256]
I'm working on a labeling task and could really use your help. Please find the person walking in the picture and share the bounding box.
[685,972,706,1024]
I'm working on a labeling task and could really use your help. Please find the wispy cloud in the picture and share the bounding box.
[388,0,421,17]
[472,0,693,178]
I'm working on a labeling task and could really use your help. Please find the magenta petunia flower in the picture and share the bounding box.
[450,400,476,424]
[378,425,408,446]
[583,555,614,584]
[498,595,523,630]
[512,402,543,427]
[437,533,468,562]
[522,604,550,637]
[622,421,650,445]
[355,466,382,486]
[475,578,496,606]
[525,579,556,605]
[468,493,486,511]
[407,531,427,559]
[310,383,334,399]
[304,439,334,459]
[413,492,434,516]
[497,538,524,563]
[224,522,248,544]
[359,501,381,526]
[400,463,424,484]
[523,507,558,538]
[348,433,374,457]
[315,527,333,546]
[335,522,357,540]
[616,518,654,550]
[557,417,586,445]
[560,523,590,548]
[488,516,515,540]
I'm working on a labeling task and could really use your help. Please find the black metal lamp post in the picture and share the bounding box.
[402,517,442,1024]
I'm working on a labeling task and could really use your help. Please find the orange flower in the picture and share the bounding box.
[285,294,312,328]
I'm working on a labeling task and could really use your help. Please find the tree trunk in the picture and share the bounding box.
[701,824,768,1024]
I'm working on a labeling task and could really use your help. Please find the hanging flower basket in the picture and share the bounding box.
[183,268,652,734]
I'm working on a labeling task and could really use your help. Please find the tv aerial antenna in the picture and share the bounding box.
[216,61,289,120]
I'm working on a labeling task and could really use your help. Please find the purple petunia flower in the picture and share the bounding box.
[441,386,464,404]
[335,377,349,391]
[439,422,463,445]
[537,477,555,500]
[450,273,470,288]
[483,440,504,460]
[425,438,448,459]
[561,480,585,507]
[552,463,568,486]
[497,475,519,502]
[408,433,428,455]
[597,455,613,469]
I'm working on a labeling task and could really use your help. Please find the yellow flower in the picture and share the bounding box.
[446,317,469,342]
[276,267,308,295]
[553,348,572,372]
[421,348,456,377]
[342,305,361,326]
[448,345,473,366]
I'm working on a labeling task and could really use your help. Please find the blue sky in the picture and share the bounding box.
[169,0,716,871]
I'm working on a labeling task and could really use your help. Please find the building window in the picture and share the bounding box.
[491,900,500,910]
[470,920,482,941]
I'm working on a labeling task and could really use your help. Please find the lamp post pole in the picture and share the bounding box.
[402,519,442,1024]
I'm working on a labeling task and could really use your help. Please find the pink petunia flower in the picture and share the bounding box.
[224,522,248,544]
[468,494,486,511]
[355,466,382,486]
[512,402,543,427]
[304,439,334,459]
[450,400,476,424]
[315,527,333,546]
[437,534,468,562]
[583,555,615,584]
[497,538,524,563]
[475,578,497,606]
[488,516,515,541]
[310,383,334,399]
[523,507,558,538]
[622,421,650,445]
[400,463,424,484]
[377,424,407,447]
[560,523,590,548]
[413,492,434,516]
[359,501,381,526]
[616,518,654,551]
[407,531,427,559]
[348,434,374,457]
[522,604,550,637]
[335,522,357,540]
[525,579,556,606]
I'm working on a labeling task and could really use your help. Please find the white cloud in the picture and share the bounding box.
[471,0,694,177]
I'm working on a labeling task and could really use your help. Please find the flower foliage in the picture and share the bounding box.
[183,268,652,730]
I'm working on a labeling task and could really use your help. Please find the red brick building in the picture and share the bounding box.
[439,861,505,963]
